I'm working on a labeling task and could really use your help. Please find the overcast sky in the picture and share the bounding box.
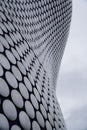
[56,0,87,130]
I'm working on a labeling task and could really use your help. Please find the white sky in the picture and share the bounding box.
[56,0,87,130]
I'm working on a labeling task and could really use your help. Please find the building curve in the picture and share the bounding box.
[0,0,72,130]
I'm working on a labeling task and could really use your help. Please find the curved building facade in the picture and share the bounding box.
[0,0,72,130]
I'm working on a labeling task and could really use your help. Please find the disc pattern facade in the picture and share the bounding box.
[0,0,72,130]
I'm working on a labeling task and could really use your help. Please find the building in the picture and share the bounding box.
[0,0,72,130]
